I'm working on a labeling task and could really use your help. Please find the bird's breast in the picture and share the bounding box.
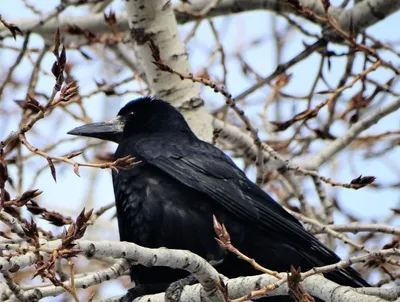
[112,164,230,260]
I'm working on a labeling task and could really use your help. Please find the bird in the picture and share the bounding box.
[68,96,369,301]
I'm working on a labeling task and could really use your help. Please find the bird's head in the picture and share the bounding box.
[67,97,191,143]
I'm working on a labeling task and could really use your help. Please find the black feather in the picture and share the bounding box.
[70,97,369,301]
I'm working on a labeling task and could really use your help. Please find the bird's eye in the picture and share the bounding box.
[128,111,135,116]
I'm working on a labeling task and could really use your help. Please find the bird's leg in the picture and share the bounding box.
[164,259,224,302]
[119,283,170,302]
[164,275,198,302]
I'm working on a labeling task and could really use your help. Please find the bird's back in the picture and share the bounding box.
[69,98,368,301]
[112,134,368,300]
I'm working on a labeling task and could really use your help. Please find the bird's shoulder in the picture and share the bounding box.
[133,133,316,233]
[133,133,260,219]
[134,132,246,180]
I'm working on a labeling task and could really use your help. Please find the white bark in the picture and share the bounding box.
[0,210,30,241]
[337,0,400,32]
[0,239,222,302]
[2,239,395,302]
[116,275,386,302]
[14,259,132,301]
[213,119,280,168]
[1,0,398,40]
[124,0,214,141]
[303,96,400,169]
[313,223,400,236]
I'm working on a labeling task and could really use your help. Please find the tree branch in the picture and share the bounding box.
[2,239,398,302]
[303,96,400,169]
[123,0,213,141]
[2,0,398,41]
[104,274,388,302]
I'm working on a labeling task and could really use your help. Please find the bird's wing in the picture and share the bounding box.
[135,135,368,287]
[135,135,312,246]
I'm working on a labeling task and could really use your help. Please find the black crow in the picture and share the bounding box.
[68,97,368,301]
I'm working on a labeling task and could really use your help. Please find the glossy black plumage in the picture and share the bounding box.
[68,97,368,301]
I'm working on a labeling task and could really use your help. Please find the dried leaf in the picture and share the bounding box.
[15,189,42,205]
[53,28,61,56]
[60,45,66,66]
[321,0,330,12]
[313,129,336,140]
[61,208,93,249]
[14,95,44,113]
[73,163,80,177]
[391,208,400,215]
[365,257,385,268]
[94,152,113,162]
[51,61,60,78]
[213,215,231,248]
[286,0,302,10]
[288,266,314,302]
[23,217,39,244]
[113,155,138,171]
[0,231,11,239]
[270,109,318,132]
[79,49,92,60]
[382,238,399,249]
[66,151,83,160]
[0,16,22,40]
[41,211,73,227]
[350,175,376,189]
[149,38,172,72]
[274,73,292,87]
[60,81,79,102]
[26,200,45,215]
[104,10,117,34]
[47,158,57,182]
[66,24,98,42]
[0,159,8,188]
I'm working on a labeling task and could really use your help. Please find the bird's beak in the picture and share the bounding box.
[67,116,125,143]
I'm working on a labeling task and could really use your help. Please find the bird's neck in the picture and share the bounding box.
[115,131,195,159]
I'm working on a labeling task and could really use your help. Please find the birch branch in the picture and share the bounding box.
[124,0,213,141]
[314,223,400,236]
[104,274,389,302]
[2,0,398,41]
[303,97,400,170]
[0,240,223,302]
[2,239,398,302]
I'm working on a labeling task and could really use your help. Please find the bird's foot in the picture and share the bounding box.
[119,284,147,302]
[164,275,198,302]
[120,284,168,302]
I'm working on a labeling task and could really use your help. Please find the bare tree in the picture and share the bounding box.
[0,0,399,301]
